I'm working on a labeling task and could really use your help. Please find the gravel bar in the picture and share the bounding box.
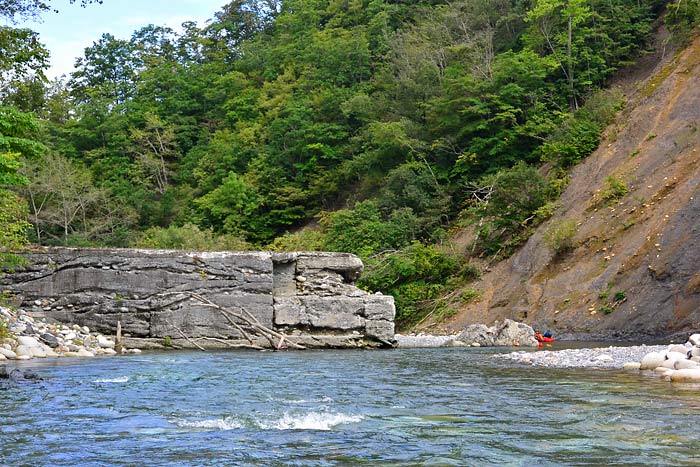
[501,344,669,369]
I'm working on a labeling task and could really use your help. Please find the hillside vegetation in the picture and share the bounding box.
[442,34,700,340]
[1,0,698,330]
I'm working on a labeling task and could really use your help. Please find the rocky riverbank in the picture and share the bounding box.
[0,305,139,363]
[397,319,539,348]
[502,333,700,383]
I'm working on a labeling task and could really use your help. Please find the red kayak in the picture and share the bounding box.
[535,333,555,346]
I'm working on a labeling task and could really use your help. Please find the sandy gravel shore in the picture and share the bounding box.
[501,344,669,369]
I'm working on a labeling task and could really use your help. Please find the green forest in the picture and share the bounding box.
[1,0,699,327]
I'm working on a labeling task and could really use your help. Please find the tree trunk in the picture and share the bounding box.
[568,14,575,109]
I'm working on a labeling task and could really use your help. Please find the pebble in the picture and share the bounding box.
[40,332,60,348]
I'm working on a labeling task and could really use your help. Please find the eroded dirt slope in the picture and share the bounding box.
[444,38,700,340]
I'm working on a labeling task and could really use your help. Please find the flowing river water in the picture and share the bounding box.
[2,347,700,466]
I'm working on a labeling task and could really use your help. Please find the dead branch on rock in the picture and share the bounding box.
[166,319,207,351]
[193,336,265,351]
[158,291,305,350]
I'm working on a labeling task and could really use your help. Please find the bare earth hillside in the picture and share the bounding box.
[443,38,700,340]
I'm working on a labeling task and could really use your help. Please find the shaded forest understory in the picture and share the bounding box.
[1,0,699,329]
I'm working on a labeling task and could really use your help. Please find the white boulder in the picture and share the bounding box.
[640,352,666,370]
[667,351,688,362]
[14,345,34,358]
[77,348,95,357]
[660,359,677,369]
[17,336,40,348]
[97,336,115,349]
[668,344,689,354]
[675,359,700,370]
[0,347,17,359]
[670,368,700,383]
[30,346,47,358]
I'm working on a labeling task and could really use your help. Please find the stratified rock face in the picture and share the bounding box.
[1,248,395,349]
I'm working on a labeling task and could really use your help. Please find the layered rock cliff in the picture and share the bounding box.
[444,38,700,340]
[1,248,395,349]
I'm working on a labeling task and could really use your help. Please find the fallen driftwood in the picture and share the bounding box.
[158,291,306,351]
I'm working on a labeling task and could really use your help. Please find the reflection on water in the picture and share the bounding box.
[2,347,700,466]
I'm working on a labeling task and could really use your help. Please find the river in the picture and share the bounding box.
[2,347,699,466]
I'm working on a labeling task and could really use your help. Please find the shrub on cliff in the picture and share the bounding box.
[135,223,251,251]
[470,162,552,257]
[667,0,700,43]
[544,218,578,255]
[319,201,418,259]
[540,89,624,168]
[359,242,459,327]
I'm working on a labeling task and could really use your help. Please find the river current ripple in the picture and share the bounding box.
[2,347,700,466]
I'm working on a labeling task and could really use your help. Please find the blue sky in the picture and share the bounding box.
[18,0,228,78]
